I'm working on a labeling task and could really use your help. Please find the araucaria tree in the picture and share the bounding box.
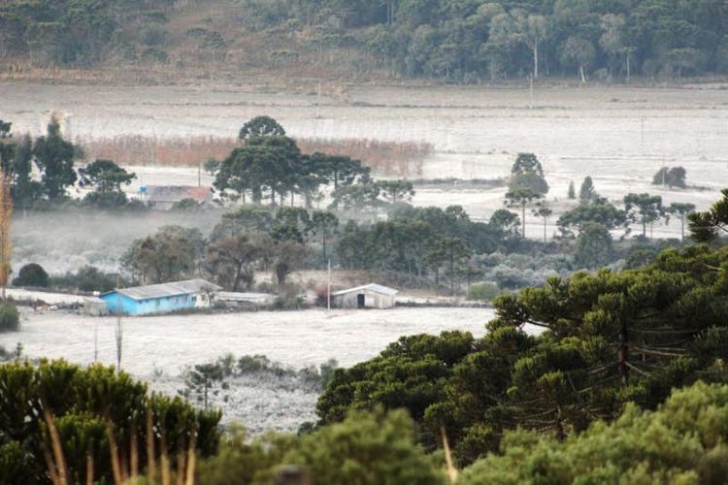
[508,153,549,195]
[81,159,136,207]
[624,193,664,239]
[689,188,728,243]
[505,187,543,238]
[32,117,79,200]
[667,202,696,242]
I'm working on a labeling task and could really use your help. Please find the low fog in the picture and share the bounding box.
[12,209,222,276]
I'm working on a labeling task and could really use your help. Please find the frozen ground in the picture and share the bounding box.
[3,81,723,242]
[0,306,502,432]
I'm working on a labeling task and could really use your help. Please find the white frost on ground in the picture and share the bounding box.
[0,307,503,433]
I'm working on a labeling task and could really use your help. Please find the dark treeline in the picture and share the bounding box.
[0,0,175,66]
[278,0,728,81]
[2,0,727,82]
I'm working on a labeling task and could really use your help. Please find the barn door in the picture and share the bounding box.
[357,294,365,309]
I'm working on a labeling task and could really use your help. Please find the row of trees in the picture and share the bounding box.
[212,116,415,211]
[0,0,174,66]
[4,1,727,82]
[0,360,220,484]
[317,236,728,465]
[250,0,728,82]
[0,118,137,210]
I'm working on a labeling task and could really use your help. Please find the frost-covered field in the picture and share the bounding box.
[2,81,724,242]
[0,307,499,432]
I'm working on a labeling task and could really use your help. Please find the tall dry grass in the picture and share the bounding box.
[80,135,433,177]
[297,137,432,177]
[43,408,196,485]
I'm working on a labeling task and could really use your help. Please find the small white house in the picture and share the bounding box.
[332,283,398,309]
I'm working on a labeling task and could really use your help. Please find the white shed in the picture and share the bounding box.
[332,284,398,309]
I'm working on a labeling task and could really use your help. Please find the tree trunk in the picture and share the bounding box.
[543,217,547,243]
[626,52,631,84]
[449,249,455,295]
[521,201,526,239]
[579,66,586,84]
[533,41,538,79]
[618,321,629,384]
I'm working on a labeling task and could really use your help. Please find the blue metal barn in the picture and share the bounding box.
[100,279,221,316]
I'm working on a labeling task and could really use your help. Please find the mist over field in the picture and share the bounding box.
[12,209,221,274]
[3,0,728,480]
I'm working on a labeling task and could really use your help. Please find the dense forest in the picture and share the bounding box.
[1,0,727,82]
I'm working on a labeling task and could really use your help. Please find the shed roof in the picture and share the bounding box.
[217,291,275,303]
[146,185,212,203]
[102,279,221,301]
[332,283,399,297]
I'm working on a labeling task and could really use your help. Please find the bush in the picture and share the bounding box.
[12,263,48,287]
[467,282,500,302]
[0,302,19,332]
[52,266,120,293]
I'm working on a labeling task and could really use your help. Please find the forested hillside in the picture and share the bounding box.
[1,0,727,83]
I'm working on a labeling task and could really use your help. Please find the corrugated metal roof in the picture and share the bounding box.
[332,283,399,297]
[146,186,212,203]
[103,279,221,301]
[217,292,275,303]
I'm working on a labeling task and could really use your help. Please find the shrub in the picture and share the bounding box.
[0,302,19,332]
[52,266,120,292]
[12,263,49,287]
[467,282,500,302]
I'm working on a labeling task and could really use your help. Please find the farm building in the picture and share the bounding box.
[332,284,398,309]
[80,296,109,316]
[101,279,221,316]
[141,185,213,210]
[216,291,276,309]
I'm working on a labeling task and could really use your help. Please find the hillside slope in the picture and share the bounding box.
[1,0,728,85]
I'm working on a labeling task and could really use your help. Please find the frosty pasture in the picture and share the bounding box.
[0,307,498,432]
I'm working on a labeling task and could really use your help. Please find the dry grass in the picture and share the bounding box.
[297,137,432,177]
[80,135,434,177]
[44,407,196,485]
[79,135,237,167]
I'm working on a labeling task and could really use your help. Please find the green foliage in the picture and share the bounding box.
[80,159,135,208]
[0,301,19,332]
[567,181,576,199]
[12,263,49,288]
[204,233,270,291]
[318,241,728,465]
[376,179,415,205]
[238,115,286,141]
[508,153,549,195]
[624,192,664,239]
[2,0,728,81]
[578,175,596,204]
[558,200,626,237]
[0,360,220,483]
[689,188,728,243]
[198,409,444,485]
[51,265,121,293]
[466,282,500,302]
[460,382,728,484]
[121,225,203,284]
[654,166,688,188]
[288,409,445,485]
[32,117,78,201]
